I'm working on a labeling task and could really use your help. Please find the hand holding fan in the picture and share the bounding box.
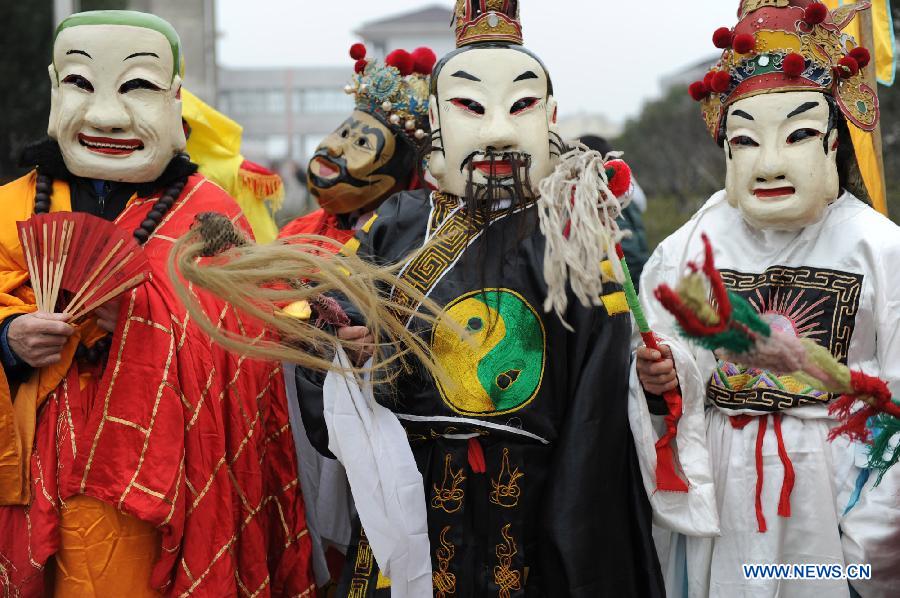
[17,213,151,320]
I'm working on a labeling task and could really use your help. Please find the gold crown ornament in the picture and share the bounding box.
[454,0,523,47]
[690,0,879,138]
[344,44,435,141]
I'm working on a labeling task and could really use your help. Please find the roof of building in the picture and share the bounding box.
[356,4,453,36]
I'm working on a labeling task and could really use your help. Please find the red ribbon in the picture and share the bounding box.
[467,437,486,474]
[643,331,689,493]
[730,414,795,533]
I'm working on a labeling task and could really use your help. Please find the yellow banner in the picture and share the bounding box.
[823,0,894,215]
[824,0,896,84]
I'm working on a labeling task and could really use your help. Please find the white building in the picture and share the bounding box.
[355,5,456,60]
[218,5,454,166]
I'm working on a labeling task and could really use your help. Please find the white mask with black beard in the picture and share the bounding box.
[427,47,559,201]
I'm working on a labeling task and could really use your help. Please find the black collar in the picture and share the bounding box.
[19,138,198,198]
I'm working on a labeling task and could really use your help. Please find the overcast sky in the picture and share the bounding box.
[217,0,737,124]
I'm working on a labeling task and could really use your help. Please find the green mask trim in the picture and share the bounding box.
[54,10,184,81]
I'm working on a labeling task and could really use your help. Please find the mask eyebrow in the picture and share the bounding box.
[787,101,820,118]
[124,52,160,61]
[451,70,481,82]
[66,49,92,59]
[513,70,538,82]
[730,109,754,121]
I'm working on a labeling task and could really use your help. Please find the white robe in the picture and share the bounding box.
[629,191,900,597]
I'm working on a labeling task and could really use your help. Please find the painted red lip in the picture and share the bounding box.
[312,156,340,179]
[472,160,514,177]
[753,186,795,199]
[78,134,144,155]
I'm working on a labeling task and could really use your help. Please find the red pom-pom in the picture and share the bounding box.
[783,53,806,77]
[386,49,414,76]
[354,59,367,74]
[838,56,860,77]
[804,2,828,25]
[712,27,734,49]
[710,70,732,93]
[688,81,710,101]
[703,71,714,87]
[605,160,632,198]
[411,47,437,75]
[849,47,871,68]
[732,33,756,55]
[349,43,367,61]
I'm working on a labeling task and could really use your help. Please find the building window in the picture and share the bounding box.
[266,90,286,114]
[219,90,287,115]
[266,135,289,160]
[296,89,354,114]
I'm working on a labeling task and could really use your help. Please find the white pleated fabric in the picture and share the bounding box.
[322,347,432,598]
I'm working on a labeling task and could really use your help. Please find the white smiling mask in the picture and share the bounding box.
[724,91,840,231]
[48,24,185,183]
[427,47,559,199]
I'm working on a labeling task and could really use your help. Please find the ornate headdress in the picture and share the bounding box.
[690,0,879,138]
[454,0,523,47]
[344,44,435,141]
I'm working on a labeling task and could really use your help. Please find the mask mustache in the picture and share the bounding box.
[307,150,371,190]
[459,150,532,178]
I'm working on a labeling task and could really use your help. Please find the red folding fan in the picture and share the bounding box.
[17,213,151,319]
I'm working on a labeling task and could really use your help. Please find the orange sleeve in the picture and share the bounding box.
[0,173,77,505]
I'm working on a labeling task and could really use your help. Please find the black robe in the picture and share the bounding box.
[297,190,664,597]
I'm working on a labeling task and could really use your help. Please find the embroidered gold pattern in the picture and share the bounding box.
[431,453,466,513]
[739,0,789,16]
[494,524,522,597]
[490,448,524,508]
[392,192,526,326]
[348,528,374,596]
[433,526,457,597]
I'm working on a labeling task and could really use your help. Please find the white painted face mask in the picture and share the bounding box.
[48,24,186,183]
[724,90,840,231]
[427,47,559,199]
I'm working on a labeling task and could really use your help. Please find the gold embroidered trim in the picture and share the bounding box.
[431,453,466,513]
[432,526,457,597]
[490,448,523,508]
[494,524,522,597]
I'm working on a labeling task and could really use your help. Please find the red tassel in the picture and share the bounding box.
[654,284,725,337]
[467,437,486,474]
[655,388,689,493]
[828,371,895,443]
[733,33,756,55]
[640,329,688,493]
[688,81,710,101]
[730,415,767,532]
[349,43,367,61]
[699,233,733,324]
[773,414,795,518]
[849,47,871,69]
[605,159,632,198]
[804,2,828,26]
[754,416,768,533]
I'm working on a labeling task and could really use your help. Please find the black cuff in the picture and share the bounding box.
[645,392,670,416]
[0,316,33,385]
